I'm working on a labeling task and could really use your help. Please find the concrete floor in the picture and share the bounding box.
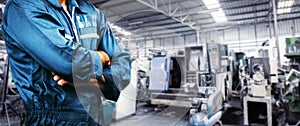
[1,96,276,126]
[111,103,190,126]
[111,96,245,126]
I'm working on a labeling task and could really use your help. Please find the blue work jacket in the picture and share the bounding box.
[1,0,131,125]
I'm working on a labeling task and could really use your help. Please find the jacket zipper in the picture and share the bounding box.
[63,6,80,44]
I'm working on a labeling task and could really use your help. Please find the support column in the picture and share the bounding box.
[197,30,200,45]
[272,0,281,66]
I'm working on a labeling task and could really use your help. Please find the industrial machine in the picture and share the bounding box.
[149,56,171,92]
[230,52,246,91]
[189,89,223,126]
[240,38,300,125]
[272,37,300,125]
[241,46,274,126]
[114,58,150,120]
[136,59,150,102]
[188,43,231,126]
[146,43,232,126]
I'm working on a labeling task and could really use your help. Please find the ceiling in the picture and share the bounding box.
[88,0,300,39]
[0,0,299,39]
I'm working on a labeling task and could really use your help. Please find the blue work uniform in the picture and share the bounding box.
[1,0,131,125]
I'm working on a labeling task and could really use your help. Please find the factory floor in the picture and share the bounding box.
[111,103,190,126]
[111,96,244,126]
[0,96,252,126]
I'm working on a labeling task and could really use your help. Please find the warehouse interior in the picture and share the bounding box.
[0,0,300,125]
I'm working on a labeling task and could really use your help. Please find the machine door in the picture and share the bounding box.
[149,57,170,92]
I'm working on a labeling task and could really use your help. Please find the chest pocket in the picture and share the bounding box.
[79,26,99,50]
[77,14,99,50]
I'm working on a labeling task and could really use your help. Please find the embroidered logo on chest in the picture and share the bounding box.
[77,15,97,28]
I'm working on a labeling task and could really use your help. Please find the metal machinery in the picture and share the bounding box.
[149,56,171,92]
[148,55,185,106]
[272,37,300,125]
[147,43,232,126]
[114,57,152,120]
[241,45,277,126]
[230,52,246,92]
[135,59,151,102]
[114,59,146,120]
[238,39,300,126]
[189,43,232,126]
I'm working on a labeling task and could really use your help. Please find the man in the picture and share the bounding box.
[1,0,131,125]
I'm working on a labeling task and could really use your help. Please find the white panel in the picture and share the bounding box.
[154,39,161,48]
[162,37,173,50]
[295,19,300,33]
[185,34,196,44]
[278,20,293,35]
[256,23,270,38]
[209,30,224,43]
[153,39,160,48]
[224,28,238,41]
[219,30,225,43]
[174,36,185,47]
[128,40,137,50]
[223,41,240,45]
[239,42,258,48]
[114,60,137,120]
[227,43,241,48]
[149,57,170,91]
[138,41,145,48]
[163,37,173,46]
[240,25,255,40]
[146,40,154,48]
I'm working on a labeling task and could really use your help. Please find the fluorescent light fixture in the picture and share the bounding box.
[118,30,132,36]
[277,0,294,14]
[278,8,291,14]
[211,9,227,22]
[202,0,227,23]
[108,22,132,36]
[129,21,143,25]
[202,0,221,9]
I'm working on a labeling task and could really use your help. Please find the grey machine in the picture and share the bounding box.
[147,43,232,126]
[241,47,274,126]
[189,43,231,126]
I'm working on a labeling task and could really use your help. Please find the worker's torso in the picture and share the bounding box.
[2,0,104,125]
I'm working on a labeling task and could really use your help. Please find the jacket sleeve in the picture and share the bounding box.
[1,1,103,82]
[96,10,131,101]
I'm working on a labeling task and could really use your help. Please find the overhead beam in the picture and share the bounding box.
[200,15,300,32]
[130,30,196,40]
[137,0,198,30]
[131,26,192,34]
[173,1,270,17]
[97,0,135,8]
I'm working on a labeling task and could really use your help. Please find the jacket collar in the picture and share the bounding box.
[47,0,87,14]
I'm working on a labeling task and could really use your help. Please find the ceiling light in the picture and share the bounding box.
[202,0,221,9]
[129,21,143,26]
[278,8,292,14]
[108,22,132,36]
[211,9,227,22]
[118,30,132,36]
[202,0,227,23]
[277,0,294,14]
